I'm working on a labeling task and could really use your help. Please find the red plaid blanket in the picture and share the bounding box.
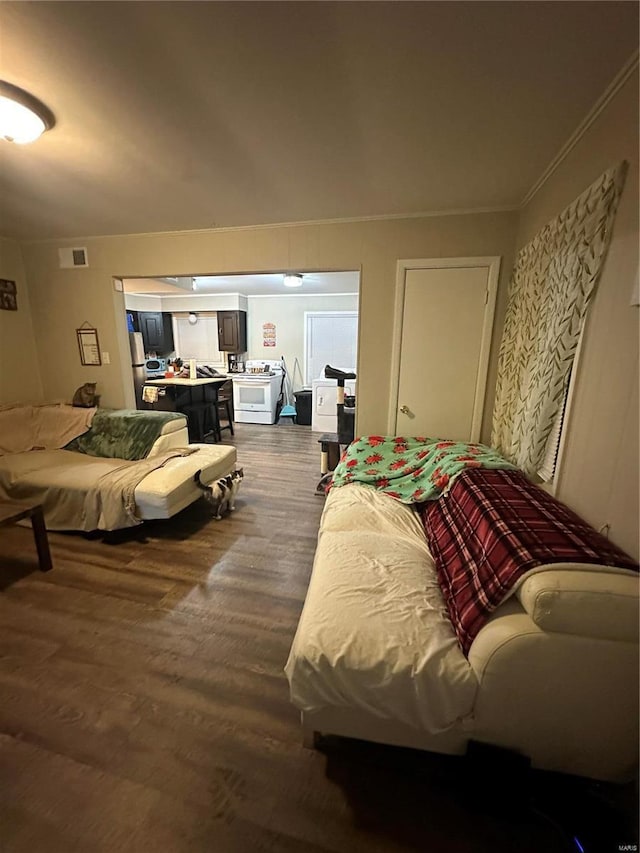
[420,468,638,655]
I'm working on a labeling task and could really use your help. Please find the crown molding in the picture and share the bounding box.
[521,50,639,209]
[24,205,517,245]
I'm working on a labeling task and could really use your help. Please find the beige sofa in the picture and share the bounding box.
[286,484,639,782]
[0,405,236,531]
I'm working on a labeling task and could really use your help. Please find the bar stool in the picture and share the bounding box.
[182,402,210,443]
[213,381,234,441]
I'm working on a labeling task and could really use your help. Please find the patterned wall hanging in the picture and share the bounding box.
[491,162,627,475]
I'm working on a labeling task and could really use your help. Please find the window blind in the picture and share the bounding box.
[305,312,358,385]
[173,316,223,364]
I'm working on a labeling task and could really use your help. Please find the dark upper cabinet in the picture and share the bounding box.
[139,311,174,355]
[217,310,247,352]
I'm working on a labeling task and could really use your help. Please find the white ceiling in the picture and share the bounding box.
[1,1,637,241]
[124,270,359,297]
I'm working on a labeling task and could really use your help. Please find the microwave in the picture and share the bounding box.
[145,357,167,376]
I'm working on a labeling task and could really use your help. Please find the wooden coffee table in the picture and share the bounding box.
[0,501,53,571]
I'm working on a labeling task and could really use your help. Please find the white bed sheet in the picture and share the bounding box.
[285,484,478,733]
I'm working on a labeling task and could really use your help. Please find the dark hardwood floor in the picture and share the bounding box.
[0,424,635,852]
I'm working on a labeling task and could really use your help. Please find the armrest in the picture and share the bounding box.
[515,569,639,643]
[467,597,639,781]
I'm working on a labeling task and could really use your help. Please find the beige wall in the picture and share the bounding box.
[20,211,518,437]
[0,237,43,403]
[246,293,359,390]
[517,72,639,559]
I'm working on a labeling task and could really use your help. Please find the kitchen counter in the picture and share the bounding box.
[145,377,228,387]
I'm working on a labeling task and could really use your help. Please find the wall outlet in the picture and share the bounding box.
[102,351,110,364]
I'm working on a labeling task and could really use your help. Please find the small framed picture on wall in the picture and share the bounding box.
[77,326,102,366]
[0,279,17,311]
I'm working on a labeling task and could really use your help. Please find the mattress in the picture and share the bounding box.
[285,484,478,733]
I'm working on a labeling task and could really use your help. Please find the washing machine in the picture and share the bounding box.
[311,374,356,433]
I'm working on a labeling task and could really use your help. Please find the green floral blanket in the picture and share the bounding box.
[329,436,516,503]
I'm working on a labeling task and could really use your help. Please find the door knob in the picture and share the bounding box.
[399,405,409,414]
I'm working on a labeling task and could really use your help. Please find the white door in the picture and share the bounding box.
[390,258,500,441]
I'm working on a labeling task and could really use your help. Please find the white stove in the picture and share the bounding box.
[230,360,283,424]
[230,371,276,379]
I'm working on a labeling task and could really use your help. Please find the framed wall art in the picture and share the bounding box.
[0,279,17,311]
[76,324,102,366]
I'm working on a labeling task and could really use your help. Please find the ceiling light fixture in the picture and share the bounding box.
[283,273,303,288]
[0,81,55,144]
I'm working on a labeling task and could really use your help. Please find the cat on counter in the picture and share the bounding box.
[72,382,100,408]
[194,468,244,519]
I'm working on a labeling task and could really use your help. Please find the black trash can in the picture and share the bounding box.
[338,403,355,445]
[294,390,312,425]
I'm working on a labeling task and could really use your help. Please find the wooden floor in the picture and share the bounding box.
[0,424,635,852]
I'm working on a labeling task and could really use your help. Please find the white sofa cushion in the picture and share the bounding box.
[136,443,236,518]
[285,484,478,733]
[158,416,187,435]
[515,568,639,642]
[147,426,190,456]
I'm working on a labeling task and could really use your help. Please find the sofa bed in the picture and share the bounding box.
[0,404,236,531]
[285,437,639,783]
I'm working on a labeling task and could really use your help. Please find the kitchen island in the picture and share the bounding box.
[144,377,229,442]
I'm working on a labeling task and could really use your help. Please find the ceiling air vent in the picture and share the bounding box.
[58,247,89,268]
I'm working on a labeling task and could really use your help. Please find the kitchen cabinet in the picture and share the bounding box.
[217,310,246,352]
[139,311,174,355]
[126,311,139,333]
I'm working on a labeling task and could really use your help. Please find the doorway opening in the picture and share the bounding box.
[120,270,360,435]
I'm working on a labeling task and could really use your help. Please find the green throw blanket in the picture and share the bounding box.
[65,409,185,461]
[329,436,516,503]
